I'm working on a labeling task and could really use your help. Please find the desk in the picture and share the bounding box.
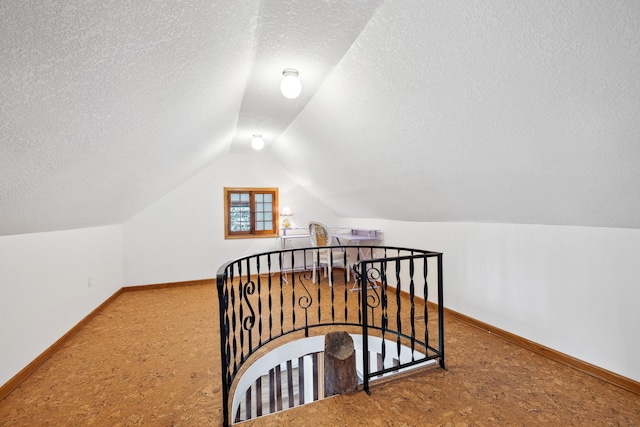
[333,229,381,260]
[278,228,310,249]
[329,229,381,292]
[276,227,381,289]
[278,228,380,249]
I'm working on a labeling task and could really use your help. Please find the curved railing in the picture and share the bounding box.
[216,245,444,426]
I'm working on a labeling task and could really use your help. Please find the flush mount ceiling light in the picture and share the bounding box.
[280,69,301,99]
[251,134,264,150]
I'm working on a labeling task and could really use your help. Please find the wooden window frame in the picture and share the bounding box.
[224,187,279,239]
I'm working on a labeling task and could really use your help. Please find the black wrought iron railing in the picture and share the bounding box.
[216,245,444,426]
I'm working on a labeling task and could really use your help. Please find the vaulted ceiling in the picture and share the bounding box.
[2,0,639,236]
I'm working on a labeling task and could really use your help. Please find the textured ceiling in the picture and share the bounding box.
[229,0,385,152]
[1,0,258,235]
[1,0,639,236]
[273,0,640,228]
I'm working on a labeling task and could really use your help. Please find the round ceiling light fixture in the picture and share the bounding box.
[280,69,301,99]
[251,134,264,150]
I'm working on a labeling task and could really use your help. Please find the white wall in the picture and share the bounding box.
[68,167,640,387]
[122,163,640,383]
[340,218,640,382]
[0,225,123,386]
[122,153,339,286]
[5,165,635,389]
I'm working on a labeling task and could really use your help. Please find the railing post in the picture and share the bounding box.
[359,260,371,394]
[217,272,230,427]
[324,331,357,396]
[437,253,445,369]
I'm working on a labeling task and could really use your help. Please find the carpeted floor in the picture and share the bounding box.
[0,280,638,426]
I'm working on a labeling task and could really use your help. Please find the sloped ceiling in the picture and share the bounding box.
[1,0,639,236]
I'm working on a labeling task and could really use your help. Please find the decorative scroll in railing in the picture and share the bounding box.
[216,245,444,427]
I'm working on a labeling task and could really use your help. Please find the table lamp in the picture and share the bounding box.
[281,206,293,228]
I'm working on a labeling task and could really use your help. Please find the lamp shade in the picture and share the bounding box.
[251,134,264,150]
[280,69,301,99]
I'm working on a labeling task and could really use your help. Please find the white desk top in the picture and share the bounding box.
[333,233,379,242]
[278,227,380,247]
[279,233,309,240]
[279,227,308,236]
[279,228,379,238]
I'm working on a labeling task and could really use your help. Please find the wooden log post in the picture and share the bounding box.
[324,331,357,397]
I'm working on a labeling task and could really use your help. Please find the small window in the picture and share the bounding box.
[224,187,279,239]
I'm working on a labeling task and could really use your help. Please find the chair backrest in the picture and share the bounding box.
[309,221,331,247]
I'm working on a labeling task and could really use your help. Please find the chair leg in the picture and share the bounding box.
[312,261,317,284]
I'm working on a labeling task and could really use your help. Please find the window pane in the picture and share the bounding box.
[255,194,263,202]
[264,194,272,202]
[256,222,265,231]
[231,193,250,207]
[230,192,250,232]
[230,207,250,231]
